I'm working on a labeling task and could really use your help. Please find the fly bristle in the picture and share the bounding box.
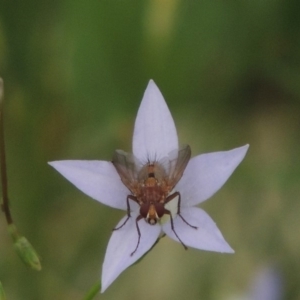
[145,151,159,165]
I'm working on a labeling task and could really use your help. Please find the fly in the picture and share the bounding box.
[112,145,197,256]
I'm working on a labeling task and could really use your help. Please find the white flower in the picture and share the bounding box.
[49,80,249,292]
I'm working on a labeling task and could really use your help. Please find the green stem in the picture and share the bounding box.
[0,78,13,225]
[83,281,101,300]
[0,281,7,300]
[0,78,41,271]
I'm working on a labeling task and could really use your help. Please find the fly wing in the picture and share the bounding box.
[164,144,191,190]
[112,150,140,193]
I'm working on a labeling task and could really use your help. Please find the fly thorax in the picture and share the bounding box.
[140,185,162,203]
[144,177,157,187]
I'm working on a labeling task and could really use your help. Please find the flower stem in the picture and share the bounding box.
[0,78,41,271]
[0,78,13,225]
[0,81,14,287]
[83,281,101,300]
[0,281,7,300]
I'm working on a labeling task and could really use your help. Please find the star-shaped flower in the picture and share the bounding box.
[49,80,248,292]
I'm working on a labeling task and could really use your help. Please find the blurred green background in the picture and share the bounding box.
[1,0,300,299]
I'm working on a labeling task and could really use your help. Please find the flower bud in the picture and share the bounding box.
[8,224,41,271]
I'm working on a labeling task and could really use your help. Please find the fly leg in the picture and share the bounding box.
[163,208,188,250]
[113,195,138,231]
[131,214,143,256]
[165,192,198,229]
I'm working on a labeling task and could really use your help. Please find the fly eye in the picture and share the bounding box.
[140,204,149,218]
[155,203,165,218]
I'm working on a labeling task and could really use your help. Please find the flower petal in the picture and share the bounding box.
[101,212,161,292]
[48,160,135,210]
[177,145,249,206]
[162,207,234,253]
[132,80,178,162]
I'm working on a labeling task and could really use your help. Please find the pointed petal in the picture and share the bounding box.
[162,207,234,253]
[132,80,178,162]
[177,145,249,206]
[101,212,161,292]
[48,160,134,210]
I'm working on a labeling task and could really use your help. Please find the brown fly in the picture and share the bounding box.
[112,145,197,256]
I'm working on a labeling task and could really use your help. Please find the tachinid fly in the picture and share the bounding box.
[112,145,197,256]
